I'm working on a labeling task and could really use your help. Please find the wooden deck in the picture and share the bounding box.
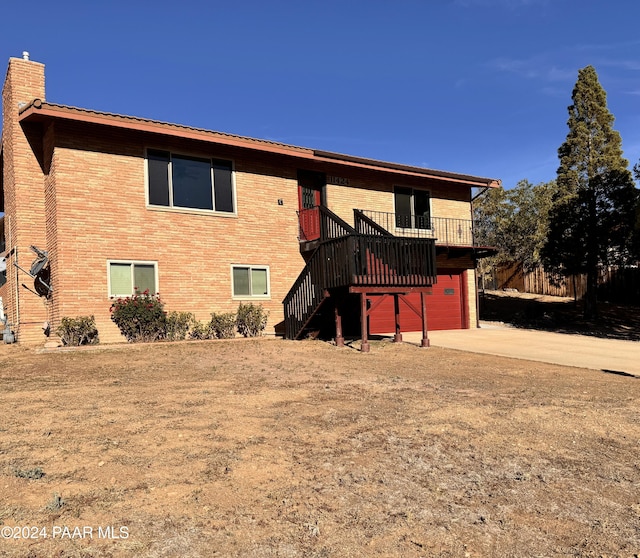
[283,233,437,340]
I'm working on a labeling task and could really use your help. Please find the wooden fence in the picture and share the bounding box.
[484,263,640,304]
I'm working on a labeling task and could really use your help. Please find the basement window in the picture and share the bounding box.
[231,265,270,299]
[147,149,235,213]
[108,261,158,297]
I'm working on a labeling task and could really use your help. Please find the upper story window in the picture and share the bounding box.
[147,149,235,213]
[394,186,431,230]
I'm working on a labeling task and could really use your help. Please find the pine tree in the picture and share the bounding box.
[543,65,637,319]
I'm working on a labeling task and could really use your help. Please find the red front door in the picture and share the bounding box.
[298,170,324,241]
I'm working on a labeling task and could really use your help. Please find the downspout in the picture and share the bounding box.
[9,221,20,340]
[14,245,19,338]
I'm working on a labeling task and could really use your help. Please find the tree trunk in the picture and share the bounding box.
[583,190,599,320]
[584,267,598,319]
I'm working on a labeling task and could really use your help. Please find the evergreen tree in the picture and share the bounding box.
[474,179,555,272]
[543,65,637,319]
[633,163,640,259]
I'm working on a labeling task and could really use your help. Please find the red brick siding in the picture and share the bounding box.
[2,58,48,344]
[47,123,304,342]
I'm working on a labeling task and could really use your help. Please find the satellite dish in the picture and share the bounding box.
[34,267,51,298]
[29,245,48,276]
[12,245,53,298]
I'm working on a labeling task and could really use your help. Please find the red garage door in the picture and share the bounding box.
[369,271,468,334]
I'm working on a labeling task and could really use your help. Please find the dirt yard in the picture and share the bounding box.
[1,337,639,557]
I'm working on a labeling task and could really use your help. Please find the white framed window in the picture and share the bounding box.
[108,261,158,297]
[394,186,431,230]
[146,149,236,214]
[231,265,270,299]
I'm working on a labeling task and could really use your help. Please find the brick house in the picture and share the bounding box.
[0,55,500,347]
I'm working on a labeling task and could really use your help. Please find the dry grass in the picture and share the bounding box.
[0,338,639,557]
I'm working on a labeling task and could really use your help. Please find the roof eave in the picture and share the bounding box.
[313,149,501,188]
[19,100,501,188]
[19,100,313,159]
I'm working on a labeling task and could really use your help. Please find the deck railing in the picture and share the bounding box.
[357,210,478,247]
[283,234,437,339]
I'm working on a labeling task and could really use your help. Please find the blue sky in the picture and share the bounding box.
[1,0,639,190]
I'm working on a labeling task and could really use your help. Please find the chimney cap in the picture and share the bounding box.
[22,51,30,61]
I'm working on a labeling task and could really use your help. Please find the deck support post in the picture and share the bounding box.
[393,294,402,343]
[420,291,430,348]
[360,293,370,353]
[334,297,345,348]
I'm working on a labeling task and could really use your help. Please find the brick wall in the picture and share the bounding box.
[325,170,472,228]
[43,128,480,342]
[1,57,49,344]
[466,268,478,327]
[46,124,305,343]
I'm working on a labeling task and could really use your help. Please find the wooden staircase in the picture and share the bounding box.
[283,207,437,340]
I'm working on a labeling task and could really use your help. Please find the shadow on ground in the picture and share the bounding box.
[479,290,640,342]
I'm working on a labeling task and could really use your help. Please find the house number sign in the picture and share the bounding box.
[327,175,350,186]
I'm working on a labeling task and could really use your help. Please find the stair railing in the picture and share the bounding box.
[354,209,393,236]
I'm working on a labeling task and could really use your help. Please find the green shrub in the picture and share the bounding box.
[165,311,194,341]
[210,312,237,339]
[56,316,99,346]
[110,290,166,343]
[236,302,269,337]
[13,467,45,479]
[189,319,214,340]
[44,493,64,512]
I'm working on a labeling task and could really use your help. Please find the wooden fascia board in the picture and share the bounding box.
[313,152,500,187]
[19,104,314,159]
[18,104,502,188]
[313,149,501,187]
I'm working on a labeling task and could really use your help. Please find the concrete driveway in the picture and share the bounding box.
[400,323,640,377]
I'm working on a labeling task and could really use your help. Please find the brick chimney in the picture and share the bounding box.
[1,55,48,343]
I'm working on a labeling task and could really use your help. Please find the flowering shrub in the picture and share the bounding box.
[110,290,166,343]
[236,302,269,337]
[56,315,99,346]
